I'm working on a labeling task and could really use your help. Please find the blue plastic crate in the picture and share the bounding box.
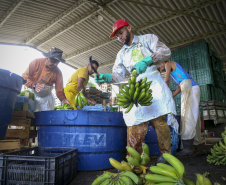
[14,96,36,113]
[0,147,77,185]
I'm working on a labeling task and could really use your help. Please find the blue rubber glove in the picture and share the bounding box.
[131,56,154,75]
[94,73,112,84]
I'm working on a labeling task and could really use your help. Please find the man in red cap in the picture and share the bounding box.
[95,19,177,163]
[22,47,70,111]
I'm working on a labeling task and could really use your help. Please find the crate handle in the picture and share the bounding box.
[65,111,78,121]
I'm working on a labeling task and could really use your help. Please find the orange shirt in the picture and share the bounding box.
[22,58,66,101]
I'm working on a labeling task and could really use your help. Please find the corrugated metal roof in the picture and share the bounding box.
[0,0,225,73]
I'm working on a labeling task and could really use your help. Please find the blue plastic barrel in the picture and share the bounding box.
[0,69,24,140]
[35,110,127,171]
[145,115,180,156]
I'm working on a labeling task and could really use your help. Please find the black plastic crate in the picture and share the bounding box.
[0,147,77,185]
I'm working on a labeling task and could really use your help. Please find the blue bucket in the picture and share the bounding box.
[145,115,180,156]
[35,110,127,171]
[0,69,25,140]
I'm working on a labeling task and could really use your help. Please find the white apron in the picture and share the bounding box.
[180,79,201,143]
[121,41,177,126]
[28,85,55,112]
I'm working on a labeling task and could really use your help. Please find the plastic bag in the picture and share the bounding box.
[127,122,148,154]
[27,86,55,112]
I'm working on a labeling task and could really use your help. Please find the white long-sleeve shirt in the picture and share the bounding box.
[111,34,171,83]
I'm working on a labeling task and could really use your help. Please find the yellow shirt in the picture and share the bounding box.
[64,67,89,109]
[66,66,89,93]
[68,66,89,84]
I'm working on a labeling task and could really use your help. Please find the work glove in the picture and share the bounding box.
[131,56,154,75]
[94,73,112,84]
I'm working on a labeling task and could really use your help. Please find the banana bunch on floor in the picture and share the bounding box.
[126,143,150,174]
[145,153,189,185]
[53,104,74,110]
[109,143,150,176]
[195,173,213,185]
[117,70,153,113]
[91,171,141,185]
[74,91,88,109]
[206,129,226,166]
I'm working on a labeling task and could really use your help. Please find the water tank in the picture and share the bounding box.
[0,69,25,139]
[35,110,127,171]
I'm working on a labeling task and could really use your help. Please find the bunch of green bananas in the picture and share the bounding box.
[91,171,141,185]
[126,143,150,173]
[145,153,190,185]
[117,70,153,113]
[195,173,213,185]
[207,129,226,166]
[74,91,88,109]
[53,104,74,110]
[109,143,150,176]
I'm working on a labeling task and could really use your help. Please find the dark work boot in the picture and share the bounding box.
[175,139,194,156]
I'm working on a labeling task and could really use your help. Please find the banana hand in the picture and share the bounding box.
[126,146,141,163]
[109,158,125,171]
[162,153,185,177]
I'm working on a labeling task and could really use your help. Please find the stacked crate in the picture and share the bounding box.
[86,86,110,104]
[100,92,110,103]
[86,87,100,104]
[169,40,226,114]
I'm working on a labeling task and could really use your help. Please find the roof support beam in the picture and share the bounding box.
[98,60,115,69]
[89,28,226,68]
[124,0,226,28]
[219,54,226,59]
[65,0,220,60]
[0,0,24,28]
[168,28,226,48]
[24,0,85,44]
[65,37,117,60]
[37,0,118,48]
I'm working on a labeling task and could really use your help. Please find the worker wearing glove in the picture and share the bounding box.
[131,56,154,75]
[22,47,70,111]
[95,19,176,164]
[64,56,98,109]
[94,73,112,84]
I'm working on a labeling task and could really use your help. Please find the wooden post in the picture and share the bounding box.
[25,91,30,99]
[103,100,106,111]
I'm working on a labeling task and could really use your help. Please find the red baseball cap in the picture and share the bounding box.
[110,19,130,38]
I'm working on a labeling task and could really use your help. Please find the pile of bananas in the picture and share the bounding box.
[53,104,74,110]
[74,91,88,109]
[91,171,141,185]
[207,129,226,166]
[145,153,189,185]
[109,143,150,175]
[117,70,153,113]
